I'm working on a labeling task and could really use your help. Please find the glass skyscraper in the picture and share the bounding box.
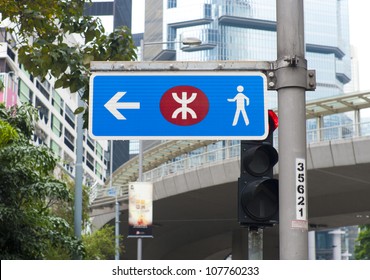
[144,0,351,102]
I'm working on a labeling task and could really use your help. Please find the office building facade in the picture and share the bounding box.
[86,0,133,173]
[0,27,107,186]
[85,0,132,32]
[1,0,134,189]
[0,28,107,188]
[144,0,351,104]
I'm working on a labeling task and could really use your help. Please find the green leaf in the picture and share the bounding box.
[74,106,85,115]
[54,78,64,89]
[85,30,95,43]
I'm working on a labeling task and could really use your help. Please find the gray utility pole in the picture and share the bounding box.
[137,140,143,260]
[110,140,120,260]
[74,94,84,259]
[276,0,315,259]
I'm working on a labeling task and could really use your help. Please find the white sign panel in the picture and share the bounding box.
[295,158,307,221]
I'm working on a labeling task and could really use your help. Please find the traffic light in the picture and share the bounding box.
[238,110,279,227]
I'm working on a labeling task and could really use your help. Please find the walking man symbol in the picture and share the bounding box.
[227,85,250,126]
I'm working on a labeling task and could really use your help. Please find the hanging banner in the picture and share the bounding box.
[128,182,153,237]
[0,73,18,108]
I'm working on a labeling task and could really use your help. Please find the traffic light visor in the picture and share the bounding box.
[268,110,278,133]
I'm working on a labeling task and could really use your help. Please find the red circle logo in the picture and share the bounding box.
[160,85,209,126]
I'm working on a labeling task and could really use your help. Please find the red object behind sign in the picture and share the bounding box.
[160,85,209,126]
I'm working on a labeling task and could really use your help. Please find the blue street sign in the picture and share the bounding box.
[107,188,116,197]
[89,72,267,140]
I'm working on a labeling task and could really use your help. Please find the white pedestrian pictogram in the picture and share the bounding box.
[227,85,250,126]
[171,92,197,120]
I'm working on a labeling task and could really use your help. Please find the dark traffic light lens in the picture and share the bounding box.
[248,149,270,175]
[244,145,278,176]
[241,178,279,220]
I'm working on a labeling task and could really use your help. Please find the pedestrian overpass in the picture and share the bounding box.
[89,90,370,259]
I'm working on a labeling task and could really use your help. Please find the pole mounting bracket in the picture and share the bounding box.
[266,56,316,91]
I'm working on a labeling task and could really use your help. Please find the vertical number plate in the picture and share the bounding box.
[296,158,307,221]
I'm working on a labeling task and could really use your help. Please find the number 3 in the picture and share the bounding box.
[297,162,304,171]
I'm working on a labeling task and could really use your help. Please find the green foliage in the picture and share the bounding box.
[0,104,122,260]
[48,175,91,236]
[0,0,137,127]
[82,225,123,260]
[0,103,37,139]
[45,174,122,260]
[355,224,370,260]
[0,119,19,148]
[0,104,82,259]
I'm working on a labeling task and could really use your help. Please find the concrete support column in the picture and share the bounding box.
[308,231,316,260]
[329,229,345,260]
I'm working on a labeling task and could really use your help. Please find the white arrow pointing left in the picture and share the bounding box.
[104,91,140,120]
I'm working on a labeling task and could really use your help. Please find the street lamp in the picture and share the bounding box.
[141,37,201,46]
[137,36,202,179]
[135,36,201,260]
[140,37,202,61]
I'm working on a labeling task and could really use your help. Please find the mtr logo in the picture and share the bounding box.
[160,85,209,126]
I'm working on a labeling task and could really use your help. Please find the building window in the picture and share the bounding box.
[52,90,64,116]
[129,140,139,155]
[35,97,49,125]
[86,135,95,151]
[36,80,50,101]
[86,152,94,171]
[167,26,176,49]
[204,3,212,18]
[18,80,33,104]
[168,0,177,9]
[0,27,5,42]
[51,114,62,137]
[50,140,61,158]
[96,143,103,161]
[20,64,33,81]
[65,104,75,129]
[64,128,75,152]
[95,162,102,179]
[7,47,15,62]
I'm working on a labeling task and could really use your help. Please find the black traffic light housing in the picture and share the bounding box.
[238,110,279,227]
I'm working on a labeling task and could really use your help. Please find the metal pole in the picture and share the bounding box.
[248,228,263,260]
[74,93,84,259]
[140,39,144,61]
[109,140,120,260]
[137,237,143,260]
[137,140,143,260]
[115,196,120,260]
[276,0,308,259]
